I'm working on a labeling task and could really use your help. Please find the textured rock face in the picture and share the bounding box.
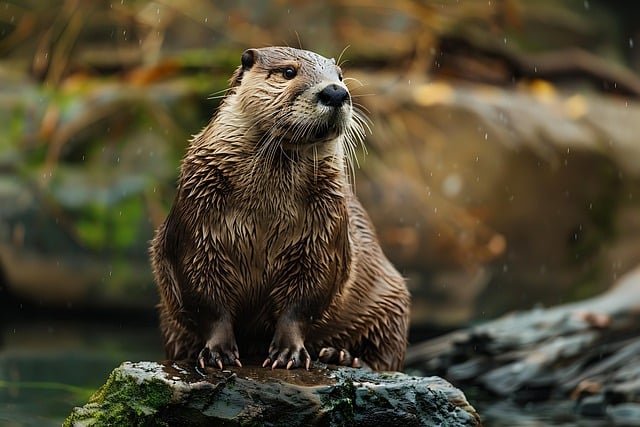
[64,361,481,426]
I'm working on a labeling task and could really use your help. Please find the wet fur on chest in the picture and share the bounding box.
[168,143,350,335]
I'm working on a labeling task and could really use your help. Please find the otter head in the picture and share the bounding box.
[228,47,355,148]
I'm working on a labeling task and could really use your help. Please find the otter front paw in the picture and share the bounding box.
[197,345,242,370]
[262,342,311,370]
[198,320,242,369]
[319,347,363,368]
[262,318,310,370]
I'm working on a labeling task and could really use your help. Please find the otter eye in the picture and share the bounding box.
[283,66,297,80]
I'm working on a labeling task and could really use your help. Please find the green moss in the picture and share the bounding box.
[318,375,355,426]
[64,368,173,426]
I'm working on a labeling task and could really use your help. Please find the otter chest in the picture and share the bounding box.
[217,195,306,287]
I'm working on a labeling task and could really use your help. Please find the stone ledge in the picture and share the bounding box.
[64,360,481,426]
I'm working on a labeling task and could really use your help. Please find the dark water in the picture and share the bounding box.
[0,306,162,426]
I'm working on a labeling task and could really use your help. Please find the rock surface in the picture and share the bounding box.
[405,265,640,426]
[64,361,481,426]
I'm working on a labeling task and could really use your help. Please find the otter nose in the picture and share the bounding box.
[318,84,349,107]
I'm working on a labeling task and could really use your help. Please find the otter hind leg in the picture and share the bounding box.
[318,347,365,369]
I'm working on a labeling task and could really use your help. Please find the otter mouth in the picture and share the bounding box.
[313,123,341,141]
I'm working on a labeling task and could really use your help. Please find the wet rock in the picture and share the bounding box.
[608,403,640,427]
[64,361,482,426]
[406,266,640,426]
[576,394,606,418]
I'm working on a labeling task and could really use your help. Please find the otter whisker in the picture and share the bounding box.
[337,45,351,68]
[208,87,231,100]
[343,76,366,88]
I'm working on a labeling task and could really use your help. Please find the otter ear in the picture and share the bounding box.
[241,49,258,70]
[229,48,258,89]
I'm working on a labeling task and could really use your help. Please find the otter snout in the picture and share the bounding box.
[318,84,350,107]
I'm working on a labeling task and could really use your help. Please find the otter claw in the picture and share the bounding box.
[264,347,310,370]
[198,346,241,369]
[353,357,361,368]
[319,347,359,368]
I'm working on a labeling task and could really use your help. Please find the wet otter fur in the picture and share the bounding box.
[150,46,410,371]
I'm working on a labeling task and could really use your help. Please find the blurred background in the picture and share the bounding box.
[1,0,639,425]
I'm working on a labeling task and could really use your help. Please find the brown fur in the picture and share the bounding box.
[149,47,410,371]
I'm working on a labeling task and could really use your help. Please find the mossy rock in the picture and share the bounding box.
[65,361,481,426]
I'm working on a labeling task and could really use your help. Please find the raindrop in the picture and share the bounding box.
[204,17,208,23]
[630,38,635,48]
[583,0,590,10]
[442,174,463,197]
[484,133,488,140]
[503,37,507,45]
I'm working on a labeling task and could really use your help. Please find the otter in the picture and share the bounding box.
[150,46,410,371]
